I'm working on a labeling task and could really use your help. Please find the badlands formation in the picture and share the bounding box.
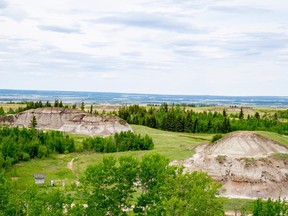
[172,132,288,199]
[0,108,132,136]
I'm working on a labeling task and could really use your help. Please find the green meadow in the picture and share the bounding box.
[4,124,288,214]
[6,125,213,191]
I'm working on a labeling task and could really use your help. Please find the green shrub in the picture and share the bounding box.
[82,131,154,153]
[22,152,30,161]
[211,134,223,143]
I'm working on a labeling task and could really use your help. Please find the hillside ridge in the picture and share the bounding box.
[0,107,132,136]
[171,131,288,199]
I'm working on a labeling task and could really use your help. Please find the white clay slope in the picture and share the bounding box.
[171,131,288,199]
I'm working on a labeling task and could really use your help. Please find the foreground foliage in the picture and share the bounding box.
[0,154,225,215]
[81,154,225,215]
[1,153,288,215]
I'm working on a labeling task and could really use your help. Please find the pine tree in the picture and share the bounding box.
[255,112,260,119]
[45,101,51,107]
[29,116,37,129]
[54,100,59,107]
[0,107,5,115]
[59,100,63,108]
[239,108,244,120]
[90,105,93,114]
[81,102,85,111]
[223,109,227,117]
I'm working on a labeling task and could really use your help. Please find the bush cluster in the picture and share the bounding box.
[82,131,154,153]
[0,127,75,169]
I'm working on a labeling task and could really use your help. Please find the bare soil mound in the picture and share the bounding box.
[205,132,288,157]
[171,131,288,199]
[0,108,132,136]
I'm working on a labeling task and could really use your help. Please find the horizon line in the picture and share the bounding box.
[0,88,287,98]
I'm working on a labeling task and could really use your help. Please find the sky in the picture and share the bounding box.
[0,0,287,96]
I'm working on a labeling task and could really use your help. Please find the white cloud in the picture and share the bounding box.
[0,0,287,96]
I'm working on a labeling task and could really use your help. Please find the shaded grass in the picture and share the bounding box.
[222,197,255,214]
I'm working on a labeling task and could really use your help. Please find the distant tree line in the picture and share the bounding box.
[0,100,77,115]
[118,104,288,134]
[82,131,154,153]
[0,127,75,170]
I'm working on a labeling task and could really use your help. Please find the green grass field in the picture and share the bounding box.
[5,125,288,214]
[0,103,25,112]
[6,125,213,191]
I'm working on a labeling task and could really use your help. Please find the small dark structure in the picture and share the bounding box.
[34,173,46,184]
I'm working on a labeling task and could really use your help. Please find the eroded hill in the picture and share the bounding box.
[171,132,288,199]
[0,108,132,136]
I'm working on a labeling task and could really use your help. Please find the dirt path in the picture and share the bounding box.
[67,158,75,171]
[67,158,80,186]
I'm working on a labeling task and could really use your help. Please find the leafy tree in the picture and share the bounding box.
[0,172,11,213]
[20,185,73,216]
[163,170,224,216]
[82,154,224,215]
[135,153,176,215]
[82,156,139,216]
[253,198,288,216]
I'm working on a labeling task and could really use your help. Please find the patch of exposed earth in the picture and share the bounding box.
[171,132,288,199]
[0,108,132,136]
